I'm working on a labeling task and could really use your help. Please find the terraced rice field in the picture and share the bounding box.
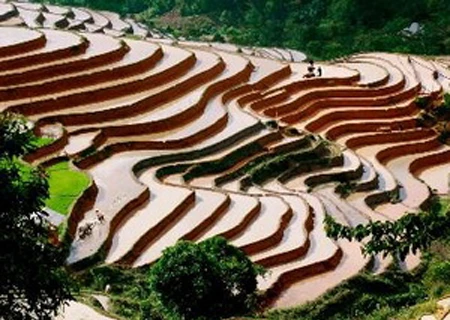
[2,0,450,309]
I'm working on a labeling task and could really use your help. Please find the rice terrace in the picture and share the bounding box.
[2,0,450,319]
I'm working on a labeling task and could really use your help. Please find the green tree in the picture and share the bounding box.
[0,112,72,320]
[149,237,265,320]
[325,199,450,261]
[0,112,40,158]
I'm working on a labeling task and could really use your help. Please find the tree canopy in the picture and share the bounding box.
[0,112,72,320]
[148,236,265,320]
[40,0,450,59]
[325,198,450,261]
[0,112,40,158]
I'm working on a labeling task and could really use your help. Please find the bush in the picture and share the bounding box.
[414,96,431,109]
[444,93,450,108]
[148,237,265,320]
[438,130,450,144]
[265,120,279,130]
[416,111,437,128]
[424,261,450,295]
[336,182,356,198]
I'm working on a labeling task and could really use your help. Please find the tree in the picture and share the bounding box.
[0,112,39,158]
[0,112,72,320]
[148,237,265,320]
[325,198,450,261]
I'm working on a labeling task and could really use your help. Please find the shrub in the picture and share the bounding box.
[336,182,356,198]
[414,95,431,109]
[444,93,450,108]
[265,120,279,130]
[438,130,450,144]
[424,261,450,294]
[415,111,437,128]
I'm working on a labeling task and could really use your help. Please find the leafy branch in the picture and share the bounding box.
[325,200,450,260]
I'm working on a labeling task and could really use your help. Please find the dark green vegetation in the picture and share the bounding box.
[266,198,450,319]
[182,141,265,182]
[78,237,265,320]
[40,0,450,59]
[265,255,449,320]
[326,198,450,261]
[216,138,338,189]
[77,225,450,320]
[150,237,265,319]
[154,133,340,191]
[415,93,450,143]
[0,112,72,320]
[41,0,148,15]
[76,265,157,319]
[277,198,450,320]
[0,112,43,157]
[45,161,91,215]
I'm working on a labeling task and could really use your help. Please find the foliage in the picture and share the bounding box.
[33,136,55,149]
[0,112,39,158]
[325,198,450,261]
[141,0,450,60]
[444,93,450,108]
[433,92,450,119]
[39,0,148,15]
[264,232,450,320]
[148,237,265,320]
[335,181,356,198]
[45,161,91,215]
[76,265,162,319]
[37,0,450,59]
[416,110,437,128]
[438,129,450,144]
[0,112,72,320]
[415,95,431,109]
[266,266,427,320]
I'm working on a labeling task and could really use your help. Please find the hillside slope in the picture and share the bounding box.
[1,0,450,313]
[38,0,450,59]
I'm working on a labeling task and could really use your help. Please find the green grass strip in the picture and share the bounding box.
[33,136,55,148]
[45,161,90,215]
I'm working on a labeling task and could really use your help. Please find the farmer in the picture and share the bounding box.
[95,209,105,224]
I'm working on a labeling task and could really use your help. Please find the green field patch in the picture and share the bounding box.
[45,161,90,215]
[33,136,55,148]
